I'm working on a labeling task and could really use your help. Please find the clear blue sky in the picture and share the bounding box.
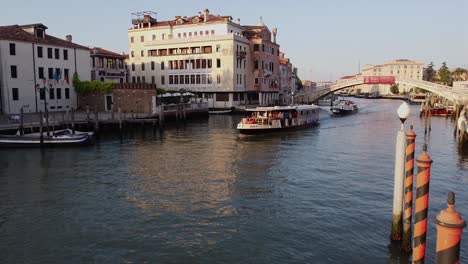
[1,0,467,81]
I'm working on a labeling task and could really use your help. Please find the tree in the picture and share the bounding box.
[425,62,436,82]
[390,84,399,95]
[452,67,468,82]
[438,62,453,86]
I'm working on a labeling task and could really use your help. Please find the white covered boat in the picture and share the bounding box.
[237,105,320,135]
[330,100,358,115]
[0,129,95,147]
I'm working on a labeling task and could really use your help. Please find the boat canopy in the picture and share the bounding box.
[246,105,320,112]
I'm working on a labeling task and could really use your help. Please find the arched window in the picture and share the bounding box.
[254,59,259,70]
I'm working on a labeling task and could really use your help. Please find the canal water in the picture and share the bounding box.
[0,99,467,263]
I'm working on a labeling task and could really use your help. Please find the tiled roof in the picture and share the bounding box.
[243,25,266,30]
[0,25,89,50]
[144,14,232,28]
[90,47,126,58]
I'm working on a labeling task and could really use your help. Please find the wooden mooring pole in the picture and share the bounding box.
[39,111,44,146]
[118,107,123,141]
[71,108,75,135]
[19,107,24,136]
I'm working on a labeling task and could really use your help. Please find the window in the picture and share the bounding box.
[217,74,221,84]
[185,75,189,84]
[255,78,259,85]
[64,69,69,83]
[38,67,44,79]
[10,65,17,78]
[55,48,60,59]
[9,43,16,55]
[49,88,55,100]
[271,48,274,55]
[141,36,144,42]
[178,33,181,38]
[217,59,221,68]
[216,45,220,52]
[131,51,135,57]
[161,61,165,70]
[131,63,135,71]
[137,76,141,83]
[211,30,215,35]
[63,50,68,60]
[65,88,70,99]
[130,36,134,43]
[151,61,155,71]
[37,46,43,58]
[169,75,173,85]
[152,34,156,40]
[196,59,201,69]
[56,88,62,99]
[196,74,201,84]
[132,76,136,83]
[262,44,265,52]
[202,60,207,68]
[141,50,144,57]
[141,63,145,71]
[40,89,45,100]
[173,75,178,85]
[254,60,259,70]
[48,68,54,79]
[142,76,145,83]
[190,75,195,84]
[254,44,259,52]
[47,48,53,58]
[208,59,212,68]
[202,74,207,84]
[161,75,165,85]
[180,75,184,84]
[207,74,212,84]
[151,76,155,84]
[11,88,20,101]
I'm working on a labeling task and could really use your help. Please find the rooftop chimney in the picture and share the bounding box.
[237,18,241,25]
[272,28,277,44]
[203,8,209,22]
[66,35,72,42]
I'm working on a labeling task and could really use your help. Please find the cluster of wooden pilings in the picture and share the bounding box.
[391,123,466,263]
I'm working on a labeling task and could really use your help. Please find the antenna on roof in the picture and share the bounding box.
[131,11,157,29]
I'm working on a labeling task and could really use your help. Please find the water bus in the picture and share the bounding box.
[237,105,320,135]
[330,100,358,115]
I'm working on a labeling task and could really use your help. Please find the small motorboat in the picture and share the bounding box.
[0,129,95,147]
[208,109,232,115]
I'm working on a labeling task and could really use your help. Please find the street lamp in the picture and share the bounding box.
[391,101,410,240]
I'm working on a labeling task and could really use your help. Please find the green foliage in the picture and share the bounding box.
[413,87,426,94]
[438,62,453,86]
[452,67,468,81]
[296,76,303,90]
[390,84,399,95]
[73,72,115,95]
[425,62,436,82]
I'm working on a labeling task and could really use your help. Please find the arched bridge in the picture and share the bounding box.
[294,76,468,105]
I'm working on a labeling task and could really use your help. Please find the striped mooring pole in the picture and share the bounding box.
[435,192,466,264]
[402,125,416,252]
[413,144,433,264]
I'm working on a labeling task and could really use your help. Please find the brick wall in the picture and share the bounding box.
[77,83,157,113]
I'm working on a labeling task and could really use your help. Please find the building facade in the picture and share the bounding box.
[354,59,424,94]
[90,47,127,83]
[127,10,284,108]
[279,52,292,104]
[0,24,90,114]
[127,9,252,108]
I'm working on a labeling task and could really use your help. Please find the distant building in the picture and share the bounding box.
[358,59,424,94]
[0,23,90,114]
[90,47,127,83]
[279,52,292,104]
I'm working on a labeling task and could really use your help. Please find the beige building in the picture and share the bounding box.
[357,59,424,94]
[127,10,251,108]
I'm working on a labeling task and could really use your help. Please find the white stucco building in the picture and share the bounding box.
[357,59,424,94]
[127,9,251,108]
[0,23,90,114]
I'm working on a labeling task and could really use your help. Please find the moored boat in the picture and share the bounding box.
[330,100,358,115]
[0,129,95,147]
[237,105,320,135]
[419,105,453,117]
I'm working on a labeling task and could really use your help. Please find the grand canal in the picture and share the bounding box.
[1,99,467,263]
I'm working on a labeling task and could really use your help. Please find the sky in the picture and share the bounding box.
[1,0,467,81]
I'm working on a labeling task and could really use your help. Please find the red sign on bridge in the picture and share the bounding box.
[363,76,396,85]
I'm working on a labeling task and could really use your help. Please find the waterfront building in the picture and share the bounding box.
[357,59,424,94]
[127,9,251,108]
[90,47,127,83]
[243,19,281,106]
[0,24,90,114]
[127,10,284,108]
[279,52,292,104]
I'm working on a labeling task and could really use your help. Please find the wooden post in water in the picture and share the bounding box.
[19,107,24,136]
[118,107,123,141]
[71,108,75,135]
[454,104,460,137]
[39,111,44,146]
[94,109,99,134]
[86,105,90,124]
[45,105,50,137]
